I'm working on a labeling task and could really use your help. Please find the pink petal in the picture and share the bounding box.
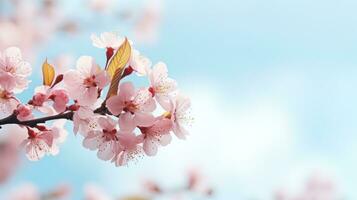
[77,106,93,119]
[64,70,82,87]
[143,139,158,156]
[148,119,173,136]
[95,70,109,89]
[98,117,116,130]
[38,132,54,147]
[116,151,127,166]
[83,133,101,150]
[76,56,95,77]
[118,82,135,102]
[172,124,188,140]
[106,95,124,115]
[78,87,98,106]
[159,134,172,146]
[119,112,136,131]
[134,112,155,127]
[97,141,116,161]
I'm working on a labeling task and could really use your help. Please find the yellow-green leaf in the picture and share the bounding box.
[106,38,131,78]
[42,59,55,86]
[106,67,125,98]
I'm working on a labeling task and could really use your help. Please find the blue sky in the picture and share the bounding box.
[2,0,357,199]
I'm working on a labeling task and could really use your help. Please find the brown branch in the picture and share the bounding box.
[0,111,74,128]
[0,102,110,129]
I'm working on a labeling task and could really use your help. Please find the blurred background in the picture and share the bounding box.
[1,0,357,199]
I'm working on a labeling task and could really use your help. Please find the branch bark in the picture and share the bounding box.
[0,111,74,128]
[0,103,110,129]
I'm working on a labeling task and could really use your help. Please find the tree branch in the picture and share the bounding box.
[0,111,74,128]
[0,103,110,129]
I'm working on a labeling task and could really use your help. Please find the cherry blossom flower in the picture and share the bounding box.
[113,131,143,166]
[106,82,156,131]
[16,104,33,121]
[83,116,120,161]
[0,47,31,93]
[64,56,109,106]
[91,32,124,49]
[148,62,177,109]
[139,118,172,156]
[49,89,69,113]
[72,105,99,136]
[166,94,192,139]
[29,86,69,115]
[21,127,53,161]
[28,86,53,114]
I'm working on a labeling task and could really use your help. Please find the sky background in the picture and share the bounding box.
[2,0,357,199]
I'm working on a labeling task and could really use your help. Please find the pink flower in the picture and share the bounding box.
[139,118,172,156]
[72,98,104,136]
[72,105,98,136]
[49,89,69,113]
[21,127,54,161]
[0,47,31,93]
[83,116,120,161]
[113,132,143,166]
[29,86,55,115]
[129,49,152,76]
[91,32,124,49]
[0,125,27,183]
[148,62,177,110]
[166,94,192,139]
[64,56,109,106]
[0,77,18,117]
[106,82,156,131]
[29,86,69,115]
[16,104,33,121]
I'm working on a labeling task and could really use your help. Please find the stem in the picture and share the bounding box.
[0,112,74,128]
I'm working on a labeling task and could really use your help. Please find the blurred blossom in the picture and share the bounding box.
[275,173,341,200]
[6,183,40,200]
[89,0,113,13]
[0,125,26,184]
[84,184,112,200]
[133,0,162,44]
[0,0,77,60]
[6,183,70,200]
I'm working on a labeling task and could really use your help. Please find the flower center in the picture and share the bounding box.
[103,129,117,141]
[0,89,12,99]
[123,101,138,113]
[83,75,97,88]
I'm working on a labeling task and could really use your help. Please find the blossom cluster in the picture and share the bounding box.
[0,32,192,166]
